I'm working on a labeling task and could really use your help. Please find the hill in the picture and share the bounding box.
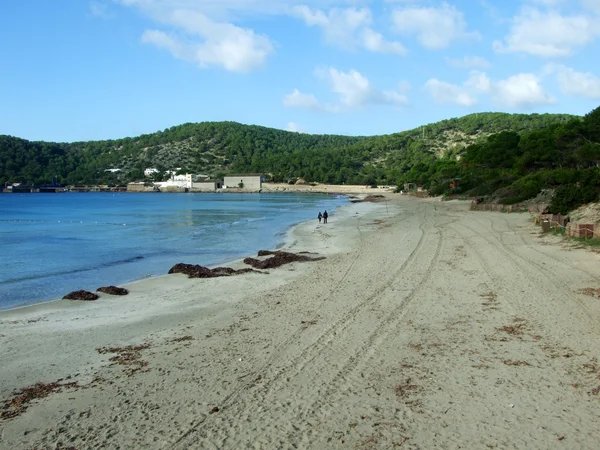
[0,112,577,187]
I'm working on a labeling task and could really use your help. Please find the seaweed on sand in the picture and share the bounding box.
[168,264,261,278]
[97,286,129,296]
[244,250,325,269]
[1,381,79,420]
[62,290,99,301]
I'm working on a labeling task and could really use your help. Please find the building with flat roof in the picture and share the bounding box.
[223,174,264,191]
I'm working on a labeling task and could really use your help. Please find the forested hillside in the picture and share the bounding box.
[0,112,575,187]
[416,106,600,214]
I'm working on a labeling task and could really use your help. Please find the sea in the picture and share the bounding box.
[0,192,348,310]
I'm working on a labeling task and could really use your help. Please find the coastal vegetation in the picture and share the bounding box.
[0,112,574,187]
[2,106,600,213]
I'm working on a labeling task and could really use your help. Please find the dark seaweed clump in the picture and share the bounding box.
[168,264,260,278]
[63,290,99,301]
[244,250,325,269]
[97,286,129,296]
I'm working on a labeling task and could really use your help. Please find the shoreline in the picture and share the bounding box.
[0,195,384,318]
[0,195,392,424]
[0,191,356,313]
[4,194,599,448]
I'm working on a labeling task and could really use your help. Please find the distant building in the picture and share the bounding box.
[192,180,223,192]
[144,168,159,177]
[156,173,193,190]
[172,173,188,182]
[223,174,264,190]
[127,182,153,192]
[105,168,121,173]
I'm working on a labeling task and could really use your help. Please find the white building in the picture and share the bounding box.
[144,168,159,177]
[156,173,193,190]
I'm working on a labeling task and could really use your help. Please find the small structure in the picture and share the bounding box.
[127,182,160,192]
[192,180,223,192]
[223,174,264,191]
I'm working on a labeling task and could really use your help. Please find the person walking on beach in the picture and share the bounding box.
[323,210,328,224]
[318,212,323,223]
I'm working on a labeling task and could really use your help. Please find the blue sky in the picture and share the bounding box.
[1,0,600,142]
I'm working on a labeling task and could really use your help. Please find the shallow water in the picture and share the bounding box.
[0,192,347,309]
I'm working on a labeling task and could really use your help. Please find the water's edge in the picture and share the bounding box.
[0,194,352,312]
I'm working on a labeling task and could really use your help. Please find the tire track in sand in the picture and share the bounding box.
[171,204,423,447]
[251,208,433,395]
[453,220,600,337]
[484,214,599,281]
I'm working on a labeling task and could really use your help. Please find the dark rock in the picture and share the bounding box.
[63,290,99,301]
[168,263,261,278]
[244,251,325,270]
[97,286,129,296]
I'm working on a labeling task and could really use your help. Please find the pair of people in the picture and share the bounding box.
[318,210,328,224]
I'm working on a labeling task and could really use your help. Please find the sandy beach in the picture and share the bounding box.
[2,195,600,449]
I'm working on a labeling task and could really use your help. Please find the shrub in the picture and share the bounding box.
[549,183,600,215]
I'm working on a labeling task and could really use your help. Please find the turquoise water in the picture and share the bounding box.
[0,192,347,310]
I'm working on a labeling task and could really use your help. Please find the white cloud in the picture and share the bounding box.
[286,122,306,133]
[118,0,345,18]
[446,56,491,70]
[119,1,275,71]
[361,28,407,55]
[391,2,478,49]
[283,89,327,111]
[425,79,478,107]
[545,64,600,98]
[293,5,406,54]
[528,0,566,5]
[90,1,110,18]
[493,73,554,108]
[582,0,600,14]
[140,10,273,72]
[493,7,599,57]
[284,67,409,113]
[465,71,491,92]
[424,70,489,107]
[425,71,552,109]
[293,6,368,47]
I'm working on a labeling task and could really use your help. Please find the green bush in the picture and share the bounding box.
[549,183,600,214]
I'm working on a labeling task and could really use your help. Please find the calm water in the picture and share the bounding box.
[0,192,347,310]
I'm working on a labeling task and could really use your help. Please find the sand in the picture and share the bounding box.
[1,195,600,449]
[261,182,395,195]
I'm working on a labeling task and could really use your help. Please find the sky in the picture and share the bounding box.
[1,0,600,142]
